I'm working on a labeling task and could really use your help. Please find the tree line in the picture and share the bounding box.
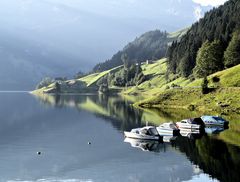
[93,30,169,72]
[167,0,240,78]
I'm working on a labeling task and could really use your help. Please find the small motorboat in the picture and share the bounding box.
[124,126,160,140]
[201,115,229,127]
[157,122,180,136]
[176,118,204,130]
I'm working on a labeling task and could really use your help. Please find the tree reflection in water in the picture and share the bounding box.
[34,93,240,182]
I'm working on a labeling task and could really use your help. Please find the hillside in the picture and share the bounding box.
[130,60,240,113]
[167,0,240,77]
[124,59,240,96]
[93,28,188,72]
[32,65,123,94]
[33,27,189,94]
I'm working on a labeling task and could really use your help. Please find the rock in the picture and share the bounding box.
[220,103,230,107]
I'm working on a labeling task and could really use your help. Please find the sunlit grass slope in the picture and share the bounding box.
[134,63,240,113]
[79,65,123,87]
[124,59,240,96]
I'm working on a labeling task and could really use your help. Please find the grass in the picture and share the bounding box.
[136,87,240,114]
[33,65,123,94]
[123,59,240,98]
[79,65,123,87]
[126,60,240,113]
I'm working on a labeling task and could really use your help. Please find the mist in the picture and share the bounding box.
[0,0,212,90]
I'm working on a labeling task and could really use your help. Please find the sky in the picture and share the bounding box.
[0,0,229,90]
[192,0,228,6]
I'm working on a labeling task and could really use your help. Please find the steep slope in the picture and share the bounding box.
[132,61,240,113]
[125,59,240,95]
[167,0,240,77]
[93,28,188,72]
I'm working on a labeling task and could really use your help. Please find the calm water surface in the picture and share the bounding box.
[0,93,239,182]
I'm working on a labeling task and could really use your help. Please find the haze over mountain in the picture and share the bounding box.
[0,0,226,90]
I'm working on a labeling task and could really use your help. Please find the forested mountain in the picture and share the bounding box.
[93,30,180,72]
[167,0,240,77]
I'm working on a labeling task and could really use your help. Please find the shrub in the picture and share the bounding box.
[36,77,54,89]
[201,76,209,94]
[212,76,220,83]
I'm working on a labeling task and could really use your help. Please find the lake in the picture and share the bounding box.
[0,93,239,182]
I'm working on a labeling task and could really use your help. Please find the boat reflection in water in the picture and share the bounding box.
[124,125,227,153]
[204,125,225,134]
[124,138,165,152]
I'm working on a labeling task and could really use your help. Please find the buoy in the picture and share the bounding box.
[37,152,41,155]
[88,142,91,145]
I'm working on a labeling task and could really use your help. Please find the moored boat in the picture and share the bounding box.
[176,118,205,130]
[201,115,229,127]
[157,122,180,136]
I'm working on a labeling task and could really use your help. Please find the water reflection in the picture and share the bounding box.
[124,138,165,152]
[33,93,240,182]
[124,132,240,182]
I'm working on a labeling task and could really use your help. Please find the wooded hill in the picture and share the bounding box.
[167,0,240,77]
[93,28,188,72]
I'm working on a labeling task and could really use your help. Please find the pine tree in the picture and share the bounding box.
[193,40,223,78]
[224,29,240,68]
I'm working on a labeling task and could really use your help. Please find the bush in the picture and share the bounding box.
[36,77,54,89]
[212,76,220,83]
[188,104,195,111]
[171,83,180,88]
[201,76,209,94]
[165,85,170,90]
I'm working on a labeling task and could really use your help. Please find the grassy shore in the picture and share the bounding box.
[135,87,240,114]
[120,60,240,114]
[32,56,240,114]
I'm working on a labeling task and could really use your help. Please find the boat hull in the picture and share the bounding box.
[124,131,160,140]
[157,128,180,136]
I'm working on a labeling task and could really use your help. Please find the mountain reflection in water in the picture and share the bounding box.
[32,93,240,182]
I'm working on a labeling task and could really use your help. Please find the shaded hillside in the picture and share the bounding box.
[93,29,188,72]
[167,0,240,77]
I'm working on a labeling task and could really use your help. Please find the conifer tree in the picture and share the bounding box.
[193,40,223,78]
[224,29,240,68]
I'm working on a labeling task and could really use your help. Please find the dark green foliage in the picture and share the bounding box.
[74,71,85,79]
[224,29,240,68]
[171,83,181,88]
[55,77,67,81]
[193,40,224,78]
[212,76,220,83]
[93,30,168,72]
[36,77,54,89]
[167,0,240,77]
[98,84,109,93]
[101,62,145,87]
[201,76,209,94]
[97,75,108,86]
[55,82,61,93]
